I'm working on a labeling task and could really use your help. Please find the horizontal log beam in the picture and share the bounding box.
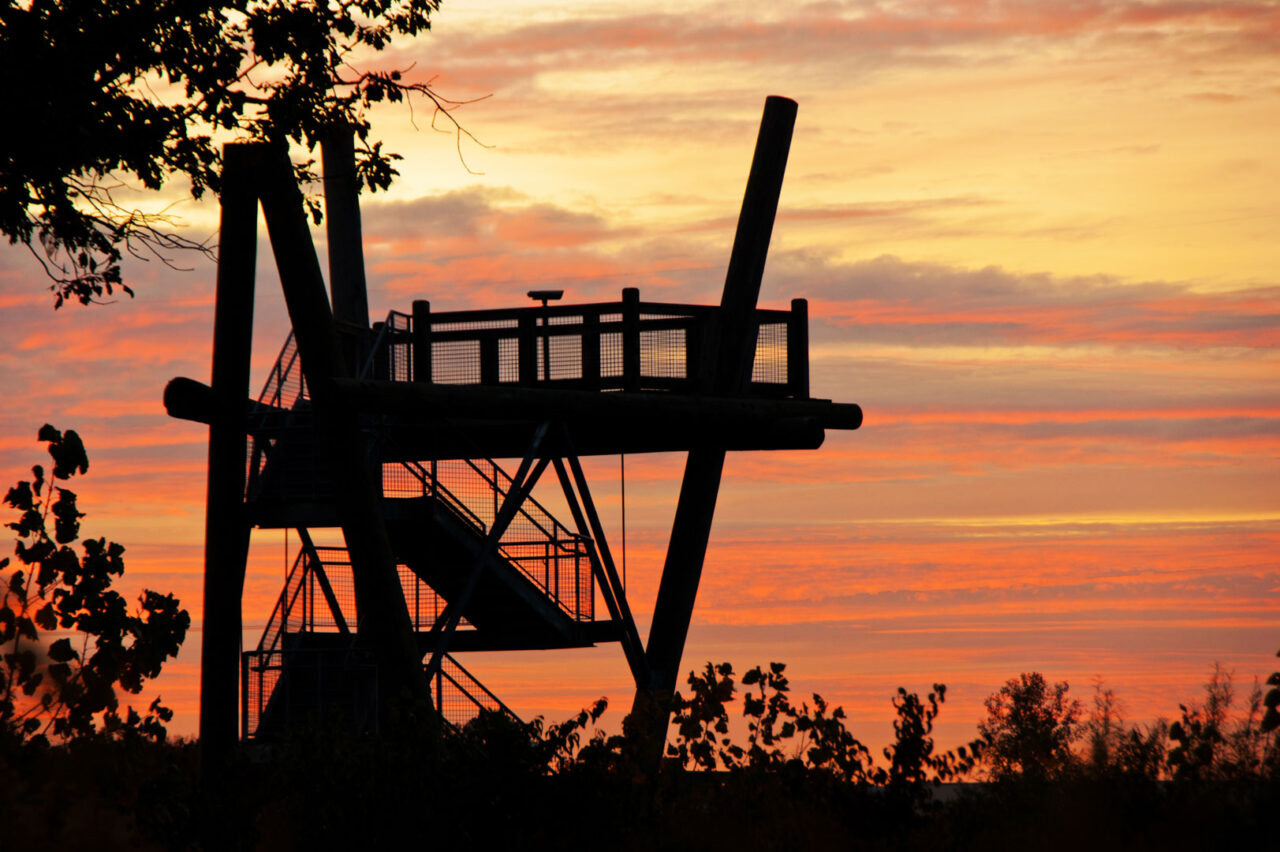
[164,374,860,458]
[333,377,862,432]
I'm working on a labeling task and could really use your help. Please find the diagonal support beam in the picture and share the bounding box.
[296,527,349,635]
[552,450,648,687]
[423,423,551,680]
[255,145,429,722]
[632,96,797,753]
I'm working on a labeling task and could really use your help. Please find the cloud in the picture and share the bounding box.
[385,0,1280,104]
[780,254,1280,349]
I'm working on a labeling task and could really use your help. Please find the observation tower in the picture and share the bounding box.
[165,97,862,755]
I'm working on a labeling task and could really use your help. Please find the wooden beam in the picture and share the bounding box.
[165,374,859,459]
[633,96,798,755]
[255,145,429,723]
[321,126,370,331]
[200,142,262,752]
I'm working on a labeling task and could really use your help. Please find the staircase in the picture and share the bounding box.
[242,323,596,738]
[243,545,516,738]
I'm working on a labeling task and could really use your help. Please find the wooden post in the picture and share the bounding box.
[622,287,640,391]
[481,335,500,385]
[582,312,601,388]
[200,142,262,752]
[322,127,370,330]
[412,300,432,383]
[788,297,809,399]
[632,96,797,756]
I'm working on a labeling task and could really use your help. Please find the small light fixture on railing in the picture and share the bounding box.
[527,289,564,307]
[528,290,564,382]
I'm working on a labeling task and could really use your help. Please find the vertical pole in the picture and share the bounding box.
[412,300,432,383]
[321,127,371,330]
[371,321,387,380]
[582,312,601,387]
[632,96,797,759]
[518,314,538,386]
[200,142,261,752]
[788,297,809,399]
[480,335,500,385]
[622,287,640,391]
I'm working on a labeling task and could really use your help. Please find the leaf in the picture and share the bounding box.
[48,429,89,479]
[4,480,35,511]
[16,615,38,641]
[48,636,80,662]
[34,602,57,631]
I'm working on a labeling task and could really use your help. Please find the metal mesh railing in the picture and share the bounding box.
[243,646,516,737]
[752,321,788,385]
[383,455,594,622]
[360,299,801,394]
[258,545,468,641]
[245,545,514,737]
[243,647,378,737]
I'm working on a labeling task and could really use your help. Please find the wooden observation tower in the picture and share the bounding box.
[165,97,862,755]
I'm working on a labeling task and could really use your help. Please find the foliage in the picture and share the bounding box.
[884,684,982,794]
[978,672,1083,782]
[666,661,738,770]
[662,660,979,798]
[1,425,189,746]
[1264,650,1280,735]
[1169,662,1279,781]
[6,657,1280,848]
[1,0,477,307]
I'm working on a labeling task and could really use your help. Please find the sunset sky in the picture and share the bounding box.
[2,0,1277,748]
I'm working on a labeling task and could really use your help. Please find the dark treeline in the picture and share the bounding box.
[3,657,1277,851]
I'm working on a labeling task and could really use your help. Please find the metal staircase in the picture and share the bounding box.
[243,544,517,738]
[241,324,596,737]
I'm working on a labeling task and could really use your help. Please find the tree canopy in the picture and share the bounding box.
[1,0,462,307]
[978,671,1083,782]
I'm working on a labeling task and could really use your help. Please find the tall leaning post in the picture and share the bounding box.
[255,146,431,726]
[322,126,371,372]
[200,142,264,754]
[632,96,797,762]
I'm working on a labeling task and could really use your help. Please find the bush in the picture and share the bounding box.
[1,425,189,748]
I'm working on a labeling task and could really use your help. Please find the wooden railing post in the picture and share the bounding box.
[519,314,537,385]
[412,300,432,383]
[371,321,387,380]
[582,311,601,388]
[480,334,499,385]
[622,287,640,391]
[788,297,809,399]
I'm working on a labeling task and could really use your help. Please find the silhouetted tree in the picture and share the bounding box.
[1,1,474,306]
[1,425,189,746]
[978,672,1082,782]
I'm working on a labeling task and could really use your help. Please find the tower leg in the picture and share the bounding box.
[256,146,429,726]
[200,143,261,754]
[630,96,797,765]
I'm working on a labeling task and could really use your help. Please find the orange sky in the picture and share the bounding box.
[2,0,1278,749]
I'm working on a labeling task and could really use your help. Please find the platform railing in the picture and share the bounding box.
[364,290,810,399]
[385,453,594,623]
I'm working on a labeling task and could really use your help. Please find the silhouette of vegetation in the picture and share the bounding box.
[2,655,1278,848]
[2,1,476,306]
[1,425,189,748]
[978,671,1083,782]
